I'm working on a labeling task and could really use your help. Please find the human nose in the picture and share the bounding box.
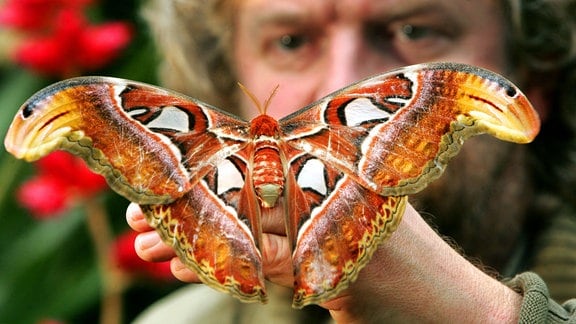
[312,28,392,98]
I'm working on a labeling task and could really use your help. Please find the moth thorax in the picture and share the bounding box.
[252,143,284,208]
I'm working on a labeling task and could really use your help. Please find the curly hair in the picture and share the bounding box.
[143,0,237,110]
[504,0,576,204]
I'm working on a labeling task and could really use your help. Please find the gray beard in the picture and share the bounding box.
[410,135,534,272]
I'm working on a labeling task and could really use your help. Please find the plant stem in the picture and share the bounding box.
[0,155,23,212]
[85,197,127,324]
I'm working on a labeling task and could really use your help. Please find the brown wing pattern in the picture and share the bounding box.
[142,177,267,303]
[281,63,540,197]
[283,149,406,307]
[4,77,252,204]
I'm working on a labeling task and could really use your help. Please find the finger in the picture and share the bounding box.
[134,231,176,262]
[128,202,296,288]
[126,203,153,232]
[171,257,201,283]
[166,233,294,287]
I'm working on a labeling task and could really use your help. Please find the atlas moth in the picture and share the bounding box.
[4,62,540,308]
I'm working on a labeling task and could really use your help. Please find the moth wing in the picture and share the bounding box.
[4,77,251,204]
[282,151,405,307]
[280,62,540,197]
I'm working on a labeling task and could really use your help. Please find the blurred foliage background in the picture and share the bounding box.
[0,0,185,322]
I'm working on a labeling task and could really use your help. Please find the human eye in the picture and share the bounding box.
[397,24,442,41]
[261,29,320,71]
[276,33,309,51]
[365,18,459,64]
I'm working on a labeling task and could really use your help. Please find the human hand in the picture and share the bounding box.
[126,202,522,322]
[126,202,295,287]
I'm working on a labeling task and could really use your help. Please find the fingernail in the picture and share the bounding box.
[126,203,144,222]
[136,231,161,250]
[172,259,186,272]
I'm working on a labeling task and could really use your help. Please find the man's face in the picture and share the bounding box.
[233,0,531,269]
[234,0,508,118]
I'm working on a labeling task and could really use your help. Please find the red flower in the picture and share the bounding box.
[0,0,132,77]
[0,0,92,31]
[15,9,132,77]
[17,151,108,218]
[76,22,133,70]
[112,231,174,281]
[35,148,108,196]
[17,174,70,218]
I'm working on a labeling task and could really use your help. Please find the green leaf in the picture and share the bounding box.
[0,209,100,322]
[0,69,47,141]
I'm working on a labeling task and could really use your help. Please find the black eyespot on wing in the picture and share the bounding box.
[505,85,517,98]
[22,103,35,118]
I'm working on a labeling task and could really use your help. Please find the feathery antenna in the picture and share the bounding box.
[238,83,279,115]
